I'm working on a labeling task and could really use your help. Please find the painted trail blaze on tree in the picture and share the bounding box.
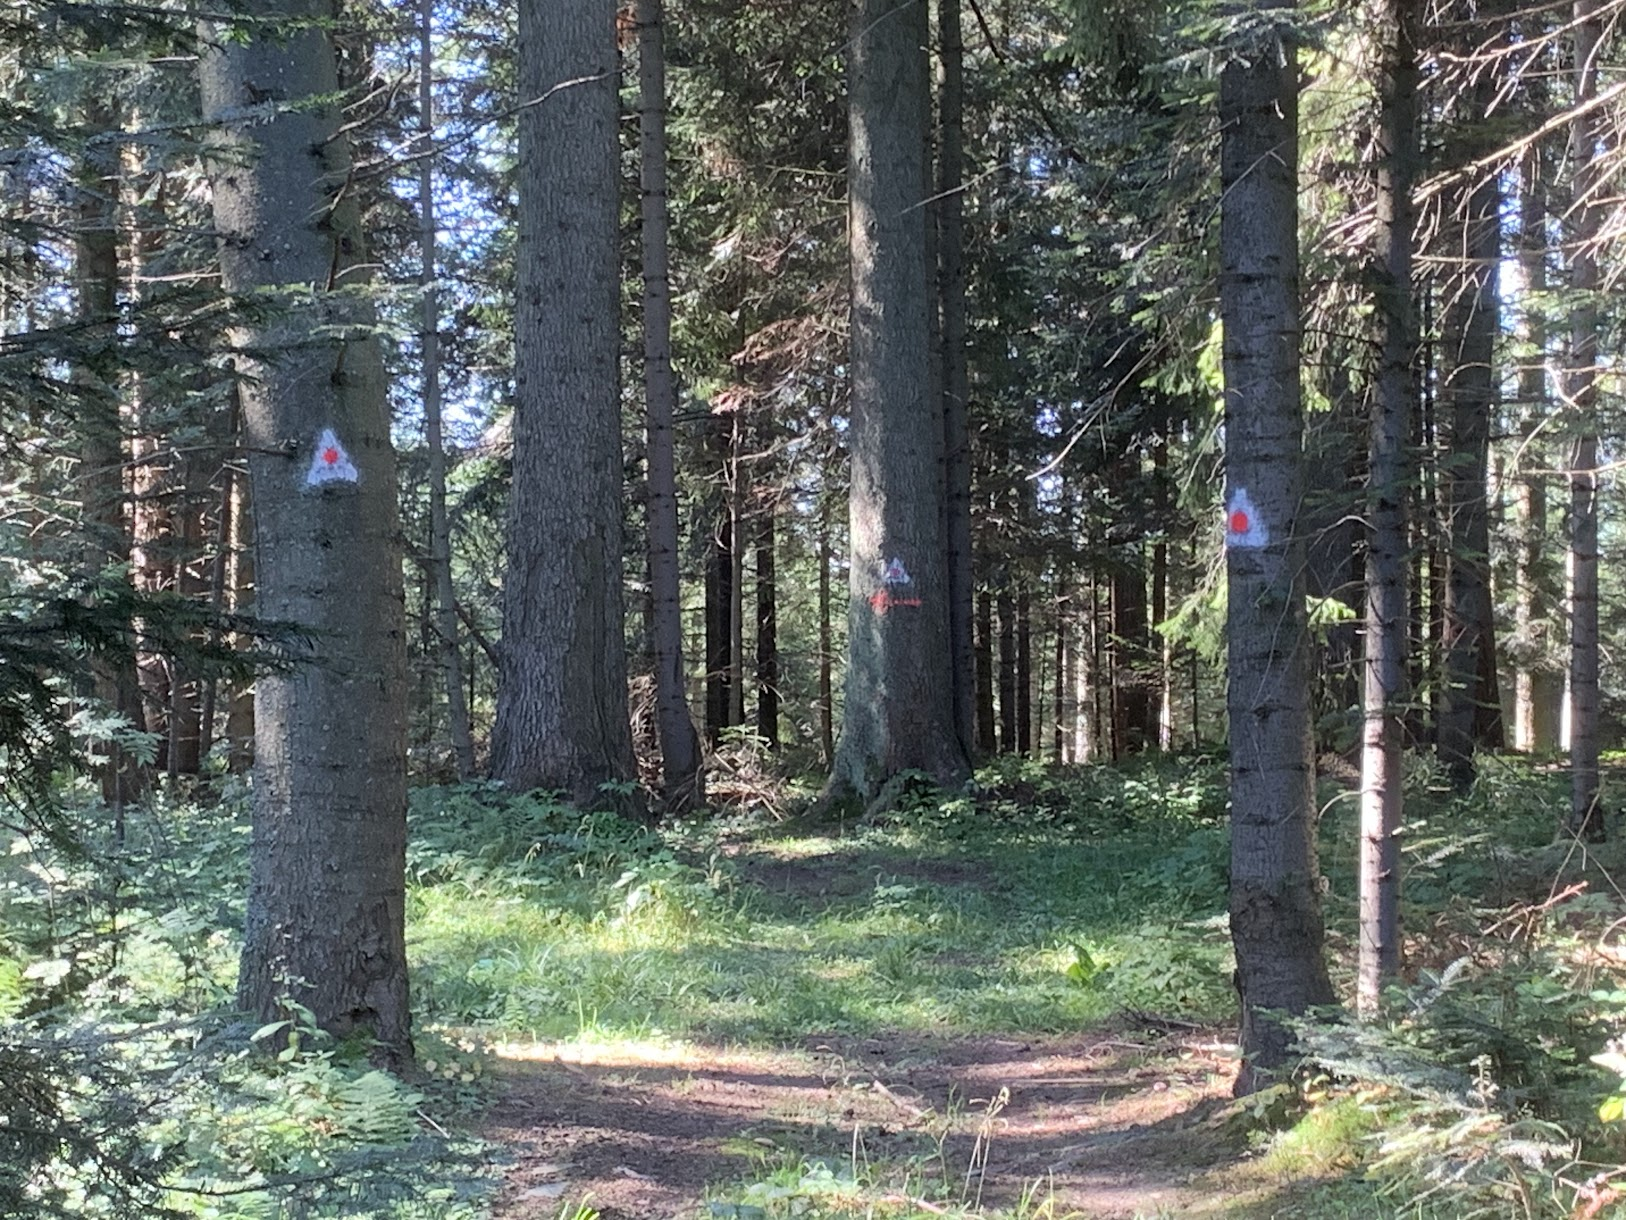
[200,0,411,1059]
[305,428,358,485]
[1218,2,1335,1095]
[829,0,968,802]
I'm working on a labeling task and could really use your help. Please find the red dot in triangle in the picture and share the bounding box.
[1228,509,1249,534]
[323,447,339,465]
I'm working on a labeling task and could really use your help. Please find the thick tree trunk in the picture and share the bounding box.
[1359,0,1415,1018]
[937,0,976,761]
[830,0,969,801]
[638,0,704,807]
[1567,0,1604,838]
[200,1,411,1056]
[1219,11,1335,1092]
[225,441,255,772]
[1112,557,1152,753]
[419,0,475,781]
[492,0,639,807]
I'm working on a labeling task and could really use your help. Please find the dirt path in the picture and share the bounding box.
[481,1029,1242,1219]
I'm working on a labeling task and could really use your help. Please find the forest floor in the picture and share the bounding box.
[480,1027,1252,1220]
[467,815,1290,1220]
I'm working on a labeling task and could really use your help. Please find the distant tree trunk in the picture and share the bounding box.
[1152,438,1173,750]
[1437,87,1501,790]
[638,0,704,807]
[419,0,475,780]
[1514,148,1561,753]
[225,436,255,772]
[997,584,1017,752]
[938,0,976,761]
[76,95,146,806]
[705,416,735,746]
[1112,558,1152,753]
[975,586,996,754]
[1359,0,1415,1018]
[492,0,639,807]
[200,1,411,1056]
[755,508,779,749]
[1016,585,1032,755]
[1053,595,1068,761]
[818,499,835,765]
[1219,8,1335,1092]
[830,0,969,801]
[1567,0,1604,839]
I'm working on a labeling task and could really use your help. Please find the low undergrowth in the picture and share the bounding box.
[6,753,1626,1217]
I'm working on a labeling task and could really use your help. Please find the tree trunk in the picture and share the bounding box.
[1513,148,1562,753]
[975,586,996,754]
[225,435,255,772]
[1112,557,1152,754]
[1358,0,1416,1018]
[830,0,969,801]
[818,498,835,766]
[1437,80,1500,790]
[75,95,146,806]
[638,0,704,807]
[200,1,411,1056]
[419,0,475,781]
[492,0,639,808]
[1016,584,1032,756]
[937,0,976,761]
[705,417,735,746]
[755,507,779,749]
[1219,10,1335,1092]
[997,585,1017,752]
[1567,0,1604,838]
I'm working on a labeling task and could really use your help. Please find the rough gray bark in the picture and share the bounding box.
[1567,0,1604,838]
[831,0,969,802]
[419,0,475,780]
[1359,0,1415,1018]
[637,0,704,808]
[199,1,411,1056]
[492,0,639,807]
[1219,10,1335,1093]
[937,0,976,761]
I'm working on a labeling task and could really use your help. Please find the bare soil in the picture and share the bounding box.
[482,1028,1244,1219]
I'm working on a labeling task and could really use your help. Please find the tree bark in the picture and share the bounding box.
[1219,9,1335,1092]
[75,94,147,806]
[1437,77,1501,790]
[755,507,779,749]
[975,586,996,754]
[818,497,835,766]
[937,0,976,762]
[492,0,639,808]
[419,0,475,781]
[638,0,704,807]
[199,0,411,1056]
[1567,0,1604,838]
[997,584,1017,752]
[830,0,969,801]
[1016,584,1032,756]
[705,416,735,746]
[1359,0,1415,1018]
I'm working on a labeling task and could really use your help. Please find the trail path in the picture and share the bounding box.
[482,1029,1243,1219]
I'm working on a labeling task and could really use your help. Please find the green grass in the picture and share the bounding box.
[405,760,1240,1045]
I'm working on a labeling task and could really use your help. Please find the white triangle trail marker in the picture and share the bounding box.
[881,557,912,585]
[1225,488,1268,549]
[306,428,359,486]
